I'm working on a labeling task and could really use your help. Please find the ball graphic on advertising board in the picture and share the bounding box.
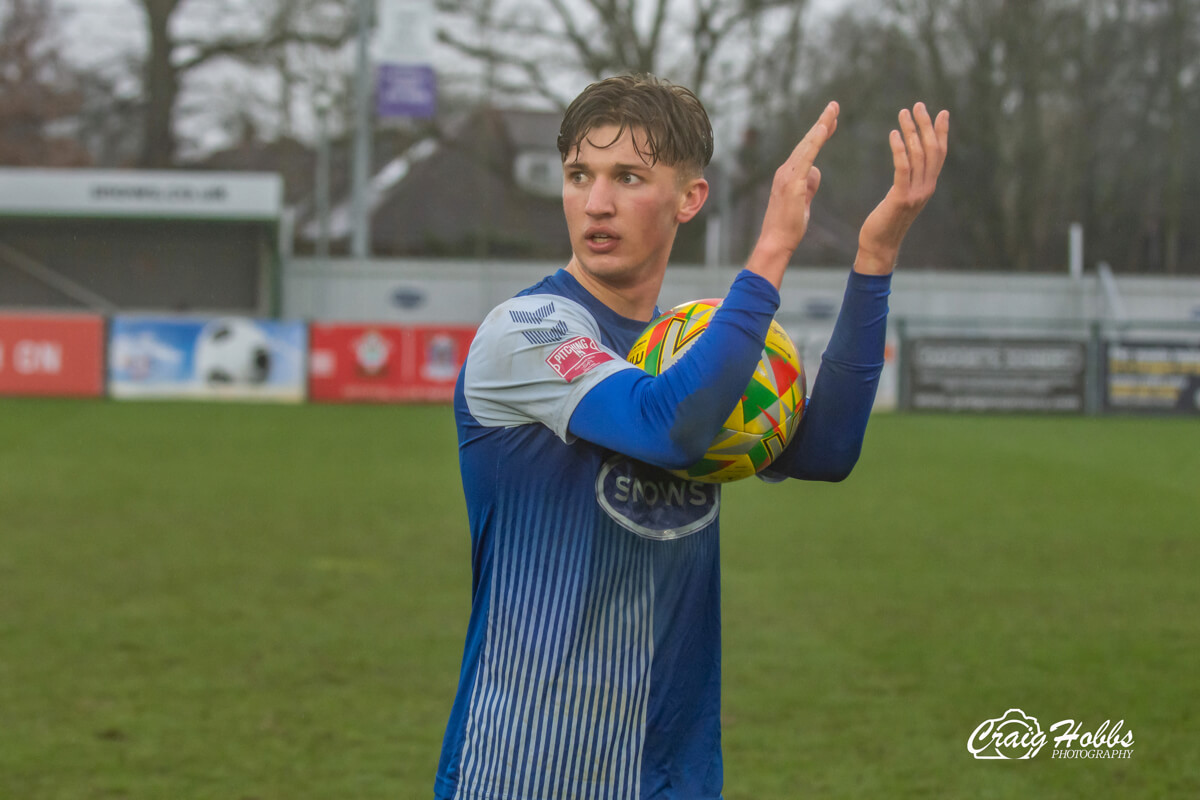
[194,318,272,385]
[627,299,806,483]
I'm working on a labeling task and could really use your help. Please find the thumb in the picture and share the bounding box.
[808,165,822,197]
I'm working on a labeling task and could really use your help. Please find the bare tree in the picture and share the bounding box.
[133,0,357,167]
[1146,0,1199,274]
[0,0,90,166]
[782,0,1199,273]
[434,0,808,109]
[867,0,1083,271]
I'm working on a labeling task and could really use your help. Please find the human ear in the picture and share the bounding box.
[676,178,709,223]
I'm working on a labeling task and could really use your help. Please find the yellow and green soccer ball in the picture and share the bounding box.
[627,299,806,483]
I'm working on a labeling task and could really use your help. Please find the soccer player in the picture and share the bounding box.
[436,74,949,799]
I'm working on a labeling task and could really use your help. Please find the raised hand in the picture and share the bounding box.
[747,101,840,288]
[855,102,950,275]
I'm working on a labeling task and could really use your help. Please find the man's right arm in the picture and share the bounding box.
[569,103,846,469]
[567,269,779,470]
[462,273,778,471]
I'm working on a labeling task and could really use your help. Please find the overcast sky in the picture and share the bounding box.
[54,0,849,71]
[49,0,850,158]
[57,0,146,69]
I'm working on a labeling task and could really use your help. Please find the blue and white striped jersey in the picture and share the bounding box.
[436,266,891,799]
[436,268,735,800]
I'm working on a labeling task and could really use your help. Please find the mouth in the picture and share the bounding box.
[584,229,620,252]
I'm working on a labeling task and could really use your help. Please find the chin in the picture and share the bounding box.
[578,259,641,287]
[575,249,658,285]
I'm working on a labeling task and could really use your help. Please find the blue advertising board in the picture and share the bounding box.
[109,316,306,402]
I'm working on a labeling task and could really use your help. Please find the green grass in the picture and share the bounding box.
[1,400,1197,798]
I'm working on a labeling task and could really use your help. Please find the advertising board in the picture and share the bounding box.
[1103,340,1200,414]
[0,314,105,397]
[108,316,306,402]
[309,324,473,402]
[903,337,1087,413]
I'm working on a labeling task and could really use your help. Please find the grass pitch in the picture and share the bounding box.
[1,399,1197,798]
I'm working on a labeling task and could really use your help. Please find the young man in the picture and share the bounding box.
[436,74,949,799]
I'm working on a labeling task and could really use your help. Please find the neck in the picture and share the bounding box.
[565,257,664,322]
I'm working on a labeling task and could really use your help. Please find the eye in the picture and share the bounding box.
[567,170,587,185]
[619,172,642,185]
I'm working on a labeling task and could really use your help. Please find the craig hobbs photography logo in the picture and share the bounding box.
[968,709,1134,760]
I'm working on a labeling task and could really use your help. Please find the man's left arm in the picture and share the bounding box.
[759,270,889,481]
[764,101,949,482]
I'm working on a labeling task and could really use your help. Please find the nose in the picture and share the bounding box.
[584,177,615,217]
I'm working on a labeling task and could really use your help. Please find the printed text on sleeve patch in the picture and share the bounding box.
[545,336,615,383]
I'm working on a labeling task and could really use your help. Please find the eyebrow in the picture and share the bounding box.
[564,161,652,172]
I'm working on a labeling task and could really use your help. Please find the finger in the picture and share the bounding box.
[808,165,822,198]
[899,107,925,186]
[935,109,950,160]
[889,128,910,191]
[913,102,939,178]
[794,102,838,160]
[912,101,950,184]
[824,103,839,138]
[788,101,840,173]
[810,100,839,142]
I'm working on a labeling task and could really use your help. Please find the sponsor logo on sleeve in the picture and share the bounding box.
[545,336,614,383]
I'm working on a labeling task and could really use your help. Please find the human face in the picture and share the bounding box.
[562,125,707,310]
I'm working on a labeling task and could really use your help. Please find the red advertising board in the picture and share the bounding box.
[309,324,475,403]
[408,326,476,399]
[0,314,105,397]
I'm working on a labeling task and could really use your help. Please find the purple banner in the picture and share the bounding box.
[377,63,436,119]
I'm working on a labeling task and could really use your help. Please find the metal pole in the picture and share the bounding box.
[315,92,331,259]
[351,0,373,258]
[1068,222,1083,280]
[474,0,495,261]
[1086,320,1103,416]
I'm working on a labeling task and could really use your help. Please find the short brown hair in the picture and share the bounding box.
[557,74,714,176]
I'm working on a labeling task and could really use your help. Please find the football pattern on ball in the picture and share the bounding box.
[627,299,806,483]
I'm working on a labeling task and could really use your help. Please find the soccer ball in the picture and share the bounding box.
[627,299,805,483]
[194,317,272,385]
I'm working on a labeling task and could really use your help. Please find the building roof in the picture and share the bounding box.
[366,107,569,258]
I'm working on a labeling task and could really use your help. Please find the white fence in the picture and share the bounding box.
[283,257,1200,327]
[283,257,1200,414]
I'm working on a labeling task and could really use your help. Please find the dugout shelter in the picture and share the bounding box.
[0,168,284,315]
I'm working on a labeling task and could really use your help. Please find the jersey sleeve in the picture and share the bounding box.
[760,269,891,482]
[462,293,642,442]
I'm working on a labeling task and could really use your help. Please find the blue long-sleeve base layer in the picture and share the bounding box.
[569,269,891,482]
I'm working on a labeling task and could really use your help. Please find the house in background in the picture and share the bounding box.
[291,106,713,263]
[191,104,731,264]
[364,108,568,259]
